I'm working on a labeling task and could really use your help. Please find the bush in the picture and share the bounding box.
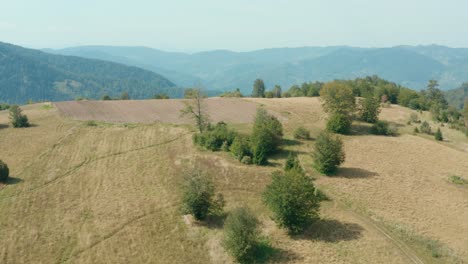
[241,156,252,165]
[263,169,320,234]
[420,121,432,134]
[284,153,303,173]
[313,132,345,175]
[0,160,9,182]
[359,96,381,123]
[230,135,251,161]
[181,170,224,221]
[294,126,310,140]
[9,105,29,128]
[414,127,420,134]
[193,122,237,151]
[250,108,283,165]
[409,113,420,123]
[326,113,352,134]
[370,121,396,136]
[102,94,112,100]
[434,128,443,141]
[223,207,260,263]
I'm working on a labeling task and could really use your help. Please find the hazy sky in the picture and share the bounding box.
[1,0,468,52]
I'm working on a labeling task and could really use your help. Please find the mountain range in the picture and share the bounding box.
[0,42,179,104]
[46,45,468,93]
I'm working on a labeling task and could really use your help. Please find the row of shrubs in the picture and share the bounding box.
[193,108,284,165]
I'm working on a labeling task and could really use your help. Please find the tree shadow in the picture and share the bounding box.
[334,167,379,179]
[0,124,8,129]
[252,239,303,263]
[282,139,303,146]
[349,123,372,136]
[2,176,23,185]
[200,213,227,229]
[296,219,363,242]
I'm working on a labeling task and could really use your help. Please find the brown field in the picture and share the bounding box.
[54,98,285,124]
[1,98,467,264]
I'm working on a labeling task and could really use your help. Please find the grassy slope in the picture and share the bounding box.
[0,99,467,263]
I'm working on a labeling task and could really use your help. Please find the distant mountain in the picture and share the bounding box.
[47,45,468,93]
[0,42,179,104]
[445,83,468,109]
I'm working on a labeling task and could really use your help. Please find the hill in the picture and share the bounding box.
[1,98,467,263]
[0,42,179,104]
[445,83,468,109]
[47,45,468,92]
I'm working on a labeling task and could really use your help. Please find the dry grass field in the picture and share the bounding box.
[1,98,467,264]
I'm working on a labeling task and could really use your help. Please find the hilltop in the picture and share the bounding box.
[0,97,467,263]
[0,42,179,104]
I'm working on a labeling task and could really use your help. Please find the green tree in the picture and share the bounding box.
[434,128,443,141]
[293,126,310,140]
[250,108,283,165]
[0,160,9,182]
[101,94,112,100]
[326,113,352,134]
[230,135,251,161]
[252,79,266,98]
[223,207,260,264]
[359,96,381,123]
[263,168,320,234]
[319,81,356,116]
[284,153,303,173]
[153,93,169,99]
[313,131,345,175]
[273,85,282,98]
[420,121,432,134]
[181,88,210,133]
[9,105,29,128]
[120,91,130,100]
[181,170,224,221]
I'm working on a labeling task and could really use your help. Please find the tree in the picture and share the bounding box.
[370,121,396,136]
[9,105,29,128]
[120,91,130,100]
[153,93,169,99]
[0,160,9,182]
[230,135,251,161]
[250,108,283,165]
[223,207,260,264]
[319,81,356,116]
[181,169,224,221]
[273,85,282,98]
[313,131,345,175]
[434,128,443,141]
[102,94,112,100]
[326,113,352,134]
[181,88,210,133]
[252,79,265,98]
[293,126,310,140]
[263,168,320,234]
[420,121,432,134]
[359,96,381,123]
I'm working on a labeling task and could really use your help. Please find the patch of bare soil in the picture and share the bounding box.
[55,98,284,124]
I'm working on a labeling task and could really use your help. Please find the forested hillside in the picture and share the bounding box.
[48,45,468,92]
[0,42,179,103]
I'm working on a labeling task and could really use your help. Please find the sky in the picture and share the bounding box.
[1,0,468,52]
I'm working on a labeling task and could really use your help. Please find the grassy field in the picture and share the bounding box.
[0,98,467,263]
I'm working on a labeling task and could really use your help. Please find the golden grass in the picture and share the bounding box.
[0,99,467,263]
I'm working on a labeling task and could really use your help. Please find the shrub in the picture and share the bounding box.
[223,207,260,263]
[102,94,112,100]
[370,121,396,136]
[263,169,320,234]
[434,128,443,141]
[181,170,223,221]
[294,126,310,140]
[409,113,420,123]
[284,153,303,173]
[359,96,381,123]
[420,121,432,134]
[230,135,251,161]
[414,127,420,134]
[326,113,352,134]
[241,156,252,165]
[9,105,29,128]
[313,131,345,175]
[0,160,9,182]
[250,108,283,165]
[193,122,237,151]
